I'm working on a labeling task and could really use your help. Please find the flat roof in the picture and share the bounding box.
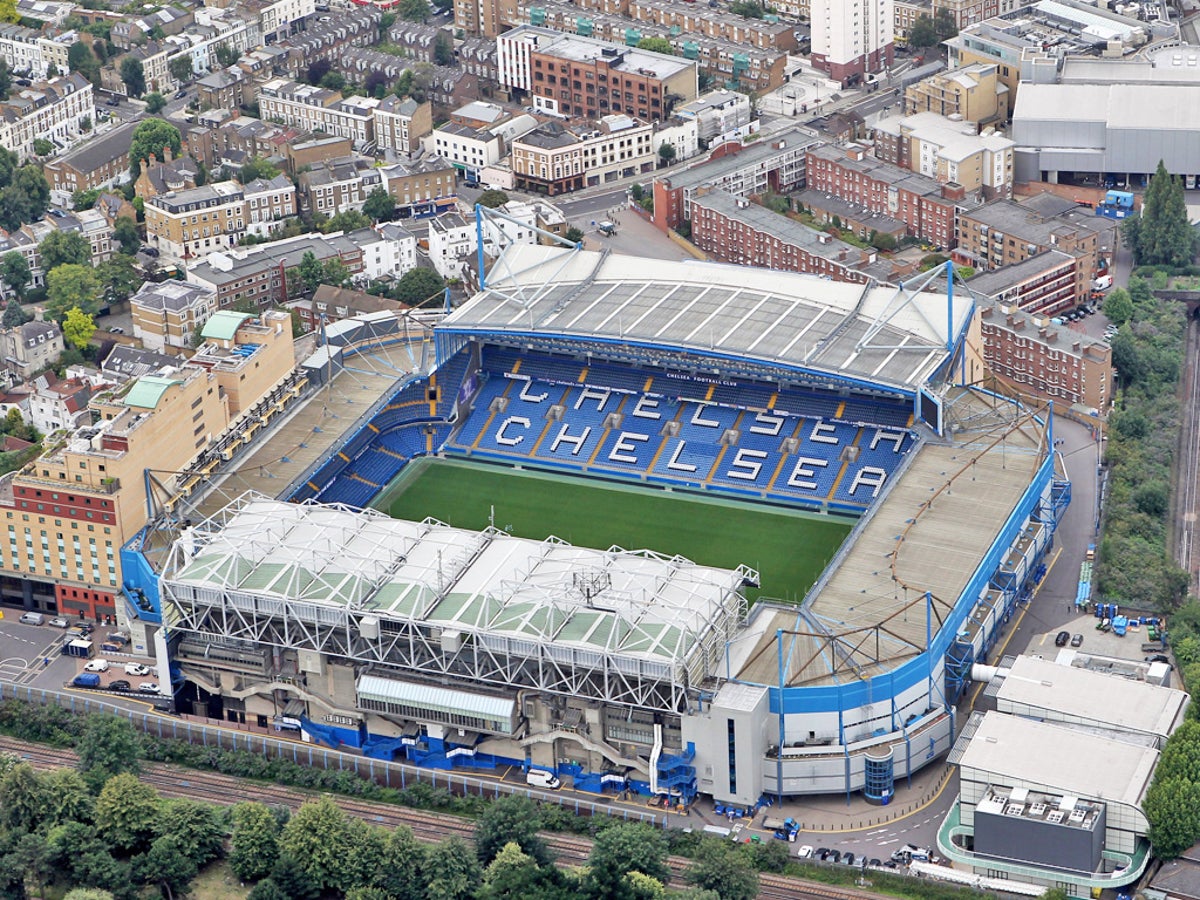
[996,655,1187,739]
[1014,81,1200,132]
[445,245,971,391]
[959,710,1158,812]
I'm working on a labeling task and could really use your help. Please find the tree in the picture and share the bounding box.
[322,258,351,289]
[586,824,670,900]
[248,880,290,900]
[269,853,320,900]
[363,187,396,222]
[869,230,897,252]
[474,796,551,866]
[1103,287,1134,325]
[1145,774,1200,858]
[637,36,674,55]
[134,834,197,900]
[0,163,50,231]
[322,209,372,233]
[933,7,959,41]
[1,250,30,300]
[168,55,192,85]
[393,267,445,305]
[76,714,141,789]
[1125,161,1196,268]
[319,70,346,92]
[478,842,550,900]
[46,264,100,321]
[144,91,165,114]
[279,797,356,894]
[68,40,101,86]
[94,773,161,855]
[73,188,101,210]
[158,799,224,868]
[373,825,426,900]
[0,0,15,24]
[477,189,509,209]
[12,832,52,899]
[33,138,53,157]
[296,251,325,296]
[62,306,96,349]
[240,156,280,184]
[434,30,454,66]
[120,57,145,98]
[128,118,182,177]
[658,142,677,164]
[685,841,758,900]
[908,14,938,48]
[0,763,47,832]
[424,836,482,900]
[0,60,8,101]
[306,58,331,87]
[230,802,282,882]
[40,229,91,270]
[39,768,93,827]
[2,299,26,328]
[113,216,140,255]
[96,254,141,305]
[398,0,430,21]
[215,43,238,68]
[565,226,584,244]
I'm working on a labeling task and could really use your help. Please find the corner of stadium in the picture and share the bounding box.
[123,228,1069,810]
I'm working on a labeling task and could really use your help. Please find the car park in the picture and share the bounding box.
[1071,633,1083,647]
[1055,630,1070,647]
[108,680,131,691]
[124,662,151,676]
[83,659,109,672]
[137,682,161,694]
[49,616,70,627]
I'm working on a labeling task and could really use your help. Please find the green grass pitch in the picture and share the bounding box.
[376,459,852,604]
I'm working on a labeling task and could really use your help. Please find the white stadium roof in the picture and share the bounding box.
[442,246,973,391]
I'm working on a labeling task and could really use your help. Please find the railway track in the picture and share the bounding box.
[0,735,894,899]
[1176,316,1200,591]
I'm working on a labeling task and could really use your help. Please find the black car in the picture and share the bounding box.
[828,850,842,863]
[106,97,120,106]
[816,848,830,860]
[78,622,95,635]
[869,859,882,868]
[108,679,131,691]
[1055,630,1070,647]
[842,853,856,866]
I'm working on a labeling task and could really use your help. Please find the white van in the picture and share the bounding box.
[1093,274,1113,291]
[525,769,562,789]
[18,612,44,625]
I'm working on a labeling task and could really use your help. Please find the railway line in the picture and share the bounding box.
[1177,316,1200,592]
[0,734,893,900]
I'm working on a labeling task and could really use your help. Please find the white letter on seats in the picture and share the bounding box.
[787,457,829,490]
[870,429,906,452]
[750,412,785,436]
[496,417,530,446]
[550,424,591,456]
[728,449,767,481]
[848,467,888,498]
[575,386,611,411]
[632,395,662,420]
[609,432,648,464]
[810,422,839,445]
[691,404,721,428]
[666,441,696,473]
[519,380,547,403]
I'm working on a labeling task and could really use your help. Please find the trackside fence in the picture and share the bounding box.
[0,682,660,826]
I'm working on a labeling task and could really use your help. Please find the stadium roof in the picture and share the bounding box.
[162,494,750,679]
[442,246,973,392]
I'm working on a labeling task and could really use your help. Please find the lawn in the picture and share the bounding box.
[377,458,852,604]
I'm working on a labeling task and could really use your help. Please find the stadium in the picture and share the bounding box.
[129,234,1068,810]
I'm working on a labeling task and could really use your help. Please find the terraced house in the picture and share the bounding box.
[0,73,94,161]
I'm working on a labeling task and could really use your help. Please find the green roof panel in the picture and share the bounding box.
[125,374,185,409]
[201,310,253,341]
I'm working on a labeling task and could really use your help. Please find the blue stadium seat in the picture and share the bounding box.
[830,428,914,506]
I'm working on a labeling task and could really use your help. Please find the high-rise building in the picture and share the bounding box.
[810,0,894,86]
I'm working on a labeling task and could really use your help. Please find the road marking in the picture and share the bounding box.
[866,828,889,835]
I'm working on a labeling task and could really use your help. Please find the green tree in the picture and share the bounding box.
[477,189,509,209]
[76,714,141,789]
[637,36,674,54]
[0,163,50,231]
[297,251,324,295]
[1103,286,1134,325]
[168,55,192,84]
[158,799,224,868]
[0,0,15,24]
[40,229,91,269]
[434,30,454,66]
[96,254,142,305]
[248,880,290,900]
[12,832,52,899]
[373,825,426,900]
[728,0,764,17]
[1145,774,1200,858]
[0,762,47,832]
[128,118,182,177]
[62,306,96,350]
[73,187,101,210]
[279,797,355,894]
[1,250,30,300]
[134,834,197,900]
[39,768,93,827]
[229,801,282,882]
[322,258,351,289]
[870,230,897,251]
[120,56,145,98]
[240,156,280,184]
[1126,161,1196,267]
[2,298,27,328]
[393,267,445,305]
[32,138,53,157]
[478,842,552,900]
[94,773,161,855]
[658,142,677,165]
[68,40,101,86]
[424,836,481,900]
[684,841,758,900]
[363,187,396,222]
[269,853,320,900]
[215,43,238,67]
[113,216,141,255]
[46,264,100,321]
[144,91,165,113]
[586,824,670,900]
[474,796,551,866]
[398,0,430,20]
[319,70,346,92]
[908,14,938,48]
[565,226,584,244]
[322,209,372,233]
[933,7,959,41]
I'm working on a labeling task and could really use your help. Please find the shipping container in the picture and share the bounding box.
[62,639,94,659]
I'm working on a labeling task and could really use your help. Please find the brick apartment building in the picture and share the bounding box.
[978,303,1112,410]
[965,250,1078,317]
[43,120,140,202]
[805,143,973,248]
[690,189,874,283]
[954,192,1114,306]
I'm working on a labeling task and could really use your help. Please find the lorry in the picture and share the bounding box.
[71,672,101,688]
[762,815,799,841]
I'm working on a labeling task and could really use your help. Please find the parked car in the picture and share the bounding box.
[842,852,856,866]
[137,682,161,694]
[124,662,152,676]
[107,326,124,334]
[816,847,830,860]
[106,97,120,106]
[78,622,95,634]
[869,858,882,868]
[1055,630,1070,647]
[1071,633,1084,647]
[828,850,842,863]
[174,88,187,99]
[797,845,814,859]
[83,659,109,672]
[48,616,70,628]
[108,679,131,692]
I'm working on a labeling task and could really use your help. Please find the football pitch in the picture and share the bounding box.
[376,458,852,604]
